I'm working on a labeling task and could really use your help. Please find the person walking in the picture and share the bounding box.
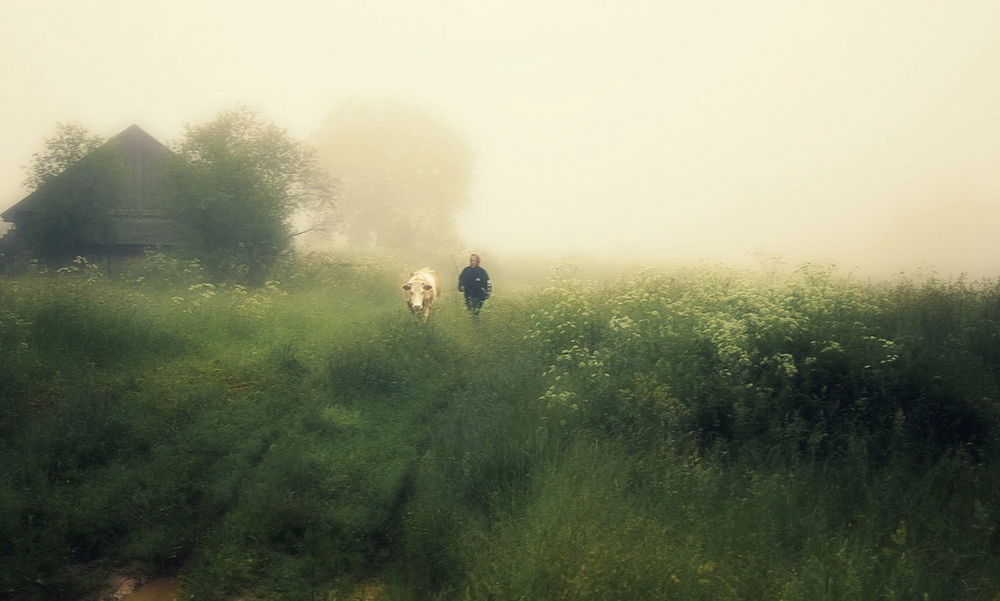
[458,253,491,316]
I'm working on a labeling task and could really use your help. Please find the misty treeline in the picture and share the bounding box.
[12,100,472,282]
[1,258,998,600]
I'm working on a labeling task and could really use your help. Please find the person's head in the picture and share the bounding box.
[469,253,480,267]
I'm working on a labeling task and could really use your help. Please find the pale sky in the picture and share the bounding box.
[2,0,999,277]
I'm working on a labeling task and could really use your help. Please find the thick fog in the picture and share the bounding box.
[3,1,999,278]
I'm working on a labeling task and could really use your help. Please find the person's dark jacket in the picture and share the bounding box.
[459,266,491,299]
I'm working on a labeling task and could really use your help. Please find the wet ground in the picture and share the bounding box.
[113,577,180,601]
[98,574,381,600]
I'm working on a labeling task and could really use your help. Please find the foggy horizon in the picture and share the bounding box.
[3,1,999,279]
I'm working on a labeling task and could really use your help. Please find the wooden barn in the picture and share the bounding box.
[0,124,183,262]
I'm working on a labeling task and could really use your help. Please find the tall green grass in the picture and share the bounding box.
[0,256,997,600]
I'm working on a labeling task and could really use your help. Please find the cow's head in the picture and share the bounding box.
[403,279,435,316]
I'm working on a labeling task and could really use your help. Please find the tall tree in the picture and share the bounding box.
[14,123,118,259]
[169,106,332,283]
[313,99,473,251]
[15,155,120,260]
[22,122,105,191]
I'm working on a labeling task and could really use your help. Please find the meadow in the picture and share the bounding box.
[1,253,998,600]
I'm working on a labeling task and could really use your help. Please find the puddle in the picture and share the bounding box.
[119,578,181,601]
[107,575,380,601]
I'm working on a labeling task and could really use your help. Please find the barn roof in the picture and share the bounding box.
[2,124,182,246]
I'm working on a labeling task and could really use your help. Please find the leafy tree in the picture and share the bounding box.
[14,124,119,260]
[22,122,105,191]
[169,106,332,284]
[313,99,473,251]
[15,159,122,260]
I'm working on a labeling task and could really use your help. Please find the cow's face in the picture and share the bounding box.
[403,280,434,313]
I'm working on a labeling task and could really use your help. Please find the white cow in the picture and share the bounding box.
[402,268,442,319]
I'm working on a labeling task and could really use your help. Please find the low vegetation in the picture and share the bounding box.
[1,254,998,600]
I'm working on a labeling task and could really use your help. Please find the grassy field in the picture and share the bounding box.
[1,254,999,600]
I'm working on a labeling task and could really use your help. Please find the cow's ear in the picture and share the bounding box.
[402,284,412,290]
[423,284,433,291]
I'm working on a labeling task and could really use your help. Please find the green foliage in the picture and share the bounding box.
[22,122,105,192]
[524,265,999,460]
[14,152,123,260]
[118,250,208,289]
[169,106,332,284]
[0,261,998,600]
[444,442,999,601]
